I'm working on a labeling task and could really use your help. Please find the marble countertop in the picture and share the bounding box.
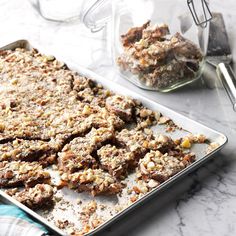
[0,0,236,235]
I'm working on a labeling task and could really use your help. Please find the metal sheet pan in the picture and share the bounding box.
[0,40,227,236]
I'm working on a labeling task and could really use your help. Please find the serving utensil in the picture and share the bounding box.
[207,12,236,111]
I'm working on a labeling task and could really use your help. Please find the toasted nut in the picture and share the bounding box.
[45,55,55,61]
[147,179,159,188]
[147,161,155,170]
[0,123,5,132]
[181,138,191,149]
[142,140,149,148]
[196,134,207,143]
[158,116,171,124]
[11,78,18,85]
[139,163,148,174]
[82,105,91,115]
[133,186,141,194]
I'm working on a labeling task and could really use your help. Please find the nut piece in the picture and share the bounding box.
[206,142,220,154]
[147,179,159,188]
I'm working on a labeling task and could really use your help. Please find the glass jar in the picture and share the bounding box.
[112,0,211,92]
[32,0,211,92]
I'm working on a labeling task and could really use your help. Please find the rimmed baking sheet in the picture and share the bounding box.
[0,40,227,236]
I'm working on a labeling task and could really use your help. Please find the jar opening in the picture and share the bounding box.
[82,0,112,32]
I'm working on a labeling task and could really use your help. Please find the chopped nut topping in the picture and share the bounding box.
[0,139,57,166]
[97,144,132,178]
[105,95,135,122]
[58,137,97,173]
[138,150,195,182]
[116,129,153,160]
[6,184,54,209]
[206,142,220,154]
[0,161,50,187]
[64,169,122,196]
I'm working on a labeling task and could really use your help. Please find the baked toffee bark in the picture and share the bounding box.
[58,127,115,174]
[5,184,54,209]
[105,95,135,122]
[0,49,114,143]
[85,107,125,130]
[117,21,203,89]
[58,137,97,173]
[73,75,112,107]
[0,161,50,188]
[148,134,176,154]
[0,139,57,166]
[135,106,160,129]
[0,49,78,141]
[86,127,114,147]
[0,47,158,146]
[121,21,151,47]
[138,150,195,183]
[97,144,132,178]
[0,47,206,236]
[63,169,122,196]
[115,129,153,161]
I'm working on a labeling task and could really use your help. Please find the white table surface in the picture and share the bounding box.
[0,0,236,236]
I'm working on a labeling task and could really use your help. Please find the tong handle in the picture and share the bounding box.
[217,63,236,111]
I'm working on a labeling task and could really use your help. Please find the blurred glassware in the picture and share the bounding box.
[31,0,83,22]
[30,0,111,32]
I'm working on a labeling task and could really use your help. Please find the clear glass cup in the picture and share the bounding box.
[30,0,111,32]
